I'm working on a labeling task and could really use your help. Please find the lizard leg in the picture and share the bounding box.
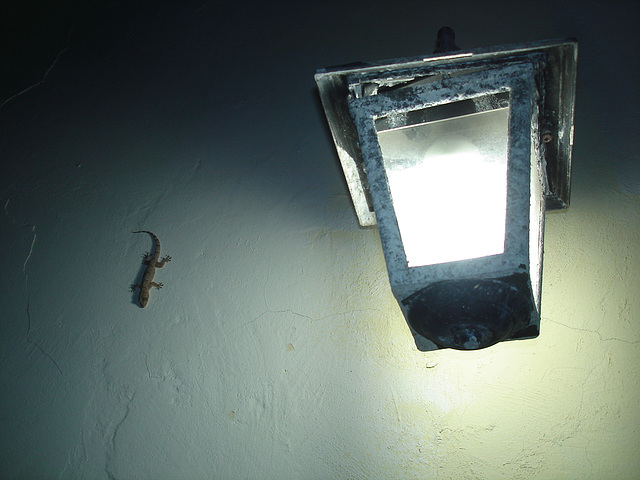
[130,284,141,293]
[155,255,172,268]
[150,282,163,290]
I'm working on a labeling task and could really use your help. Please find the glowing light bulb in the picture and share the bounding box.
[378,107,510,267]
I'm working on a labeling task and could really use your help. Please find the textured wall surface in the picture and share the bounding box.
[1,1,638,478]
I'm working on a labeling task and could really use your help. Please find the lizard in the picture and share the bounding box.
[131,231,171,307]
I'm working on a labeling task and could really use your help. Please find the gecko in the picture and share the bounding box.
[131,231,171,307]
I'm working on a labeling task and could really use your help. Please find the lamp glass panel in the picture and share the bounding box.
[375,94,510,267]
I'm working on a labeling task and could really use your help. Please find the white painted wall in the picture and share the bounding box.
[1,1,638,478]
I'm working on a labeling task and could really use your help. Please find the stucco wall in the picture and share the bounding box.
[1,1,638,478]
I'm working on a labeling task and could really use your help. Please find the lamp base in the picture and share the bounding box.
[404,274,537,350]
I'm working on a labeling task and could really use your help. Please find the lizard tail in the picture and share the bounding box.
[132,230,160,248]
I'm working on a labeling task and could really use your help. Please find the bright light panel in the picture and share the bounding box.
[377,104,510,267]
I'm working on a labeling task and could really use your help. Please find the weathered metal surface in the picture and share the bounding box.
[315,38,578,226]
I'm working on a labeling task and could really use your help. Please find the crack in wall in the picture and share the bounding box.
[542,316,635,477]
[4,199,63,374]
[104,392,136,480]
[545,317,640,345]
[23,225,64,375]
[238,307,383,334]
[0,27,72,110]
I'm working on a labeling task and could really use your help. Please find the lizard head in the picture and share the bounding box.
[138,291,150,308]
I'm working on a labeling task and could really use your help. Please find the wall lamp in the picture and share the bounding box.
[315,29,578,350]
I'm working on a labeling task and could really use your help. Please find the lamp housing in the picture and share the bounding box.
[315,37,577,350]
